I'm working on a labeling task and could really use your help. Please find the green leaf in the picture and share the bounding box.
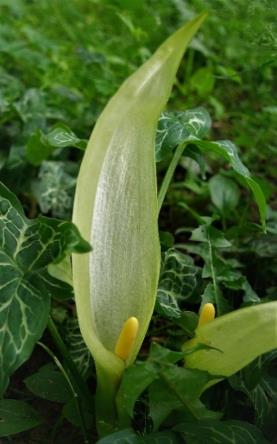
[62,397,93,429]
[209,174,240,214]
[26,129,54,166]
[183,302,277,384]
[191,225,231,248]
[0,181,91,395]
[190,67,215,97]
[230,353,277,428]
[45,123,87,150]
[156,249,200,320]
[26,125,86,166]
[96,429,144,444]
[0,399,41,437]
[63,317,92,378]
[155,107,211,162]
[97,429,182,443]
[116,361,157,420]
[149,366,219,430]
[174,420,269,444]
[32,161,76,219]
[24,363,72,403]
[190,224,231,315]
[195,140,267,229]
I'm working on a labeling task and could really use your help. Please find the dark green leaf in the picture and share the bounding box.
[0,181,91,395]
[62,397,94,429]
[155,108,211,162]
[116,361,157,419]
[156,249,200,320]
[209,174,240,213]
[32,161,76,219]
[96,429,144,444]
[63,318,92,378]
[24,363,72,403]
[195,140,266,229]
[26,129,54,166]
[0,399,41,437]
[97,429,182,444]
[191,225,231,248]
[149,343,184,365]
[174,419,269,444]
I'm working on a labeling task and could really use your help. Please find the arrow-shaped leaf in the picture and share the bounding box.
[0,182,90,396]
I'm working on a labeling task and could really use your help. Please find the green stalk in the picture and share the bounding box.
[95,364,122,436]
[158,142,187,213]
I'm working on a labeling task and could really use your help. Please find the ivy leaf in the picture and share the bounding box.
[155,107,211,162]
[31,161,77,219]
[45,123,87,150]
[63,317,92,378]
[195,140,267,229]
[0,399,41,437]
[174,419,269,444]
[26,124,86,166]
[0,181,91,396]
[156,249,200,319]
[97,429,182,444]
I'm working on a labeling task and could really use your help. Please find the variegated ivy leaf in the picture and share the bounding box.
[155,110,266,228]
[32,161,77,219]
[156,249,200,319]
[174,419,269,444]
[155,107,211,162]
[0,182,90,396]
[64,318,92,378]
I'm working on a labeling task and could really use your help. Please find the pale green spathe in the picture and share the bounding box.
[72,14,207,385]
[184,302,277,379]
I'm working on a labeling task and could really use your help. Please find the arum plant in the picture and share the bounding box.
[72,13,207,435]
[184,302,277,389]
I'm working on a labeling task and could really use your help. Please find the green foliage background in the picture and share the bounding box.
[0,0,276,443]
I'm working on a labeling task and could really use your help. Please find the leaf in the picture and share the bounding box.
[116,343,184,424]
[183,302,277,384]
[0,181,91,395]
[26,129,54,166]
[209,174,240,214]
[174,420,269,444]
[155,107,211,162]
[24,363,72,403]
[190,67,215,97]
[191,225,231,248]
[116,361,158,420]
[62,397,94,429]
[97,428,182,444]
[190,224,231,315]
[149,366,219,430]
[230,353,277,428]
[26,125,86,166]
[96,429,144,444]
[0,399,41,437]
[32,161,77,219]
[156,249,200,320]
[195,140,267,229]
[63,317,92,378]
[45,123,86,150]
